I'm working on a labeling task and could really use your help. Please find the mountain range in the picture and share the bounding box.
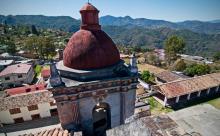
[0,15,220,57]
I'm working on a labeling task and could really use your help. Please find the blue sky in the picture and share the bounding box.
[0,0,220,22]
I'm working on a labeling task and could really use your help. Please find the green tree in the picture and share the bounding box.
[172,59,186,71]
[213,52,220,61]
[184,64,211,77]
[25,36,56,59]
[40,37,56,59]
[5,39,17,55]
[140,70,154,83]
[165,35,185,66]
[144,52,161,66]
[24,36,39,57]
[31,25,39,35]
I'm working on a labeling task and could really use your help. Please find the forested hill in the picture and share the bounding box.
[1,15,220,34]
[0,15,220,57]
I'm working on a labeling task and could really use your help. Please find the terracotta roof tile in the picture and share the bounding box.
[153,72,220,98]
[5,83,47,96]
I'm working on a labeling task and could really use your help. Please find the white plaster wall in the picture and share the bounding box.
[0,110,14,124]
[78,92,122,131]
[20,107,32,121]
[104,92,121,128]
[124,89,136,119]
[0,102,57,124]
[38,103,51,117]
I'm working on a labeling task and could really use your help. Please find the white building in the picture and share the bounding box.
[0,89,57,124]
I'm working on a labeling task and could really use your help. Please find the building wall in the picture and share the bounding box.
[76,90,134,135]
[0,102,57,124]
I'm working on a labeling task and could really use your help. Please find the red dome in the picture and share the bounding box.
[63,29,120,70]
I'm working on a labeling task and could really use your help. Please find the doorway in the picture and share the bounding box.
[92,102,111,136]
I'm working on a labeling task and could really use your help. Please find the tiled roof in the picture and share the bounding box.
[5,84,47,96]
[155,71,183,82]
[139,64,184,82]
[0,63,32,76]
[152,72,220,98]
[22,128,70,136]
[22,127,83,136]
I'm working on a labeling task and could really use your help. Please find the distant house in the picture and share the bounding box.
[0,64,35,88]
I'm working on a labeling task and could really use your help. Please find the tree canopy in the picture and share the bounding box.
[184,64,210,77]
[24,36,56,59]
[164,35,185,66]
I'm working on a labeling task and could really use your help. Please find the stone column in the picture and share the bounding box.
[216,86,219,93]
[206,88,210,95]
[175,96,180,103]
[187,93,191,100]
[197,91,201,97]
[163,97,167,107]
[120,92,126,124]
[57,100,80,130]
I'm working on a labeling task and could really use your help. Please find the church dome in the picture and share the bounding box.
[63,3,120,70]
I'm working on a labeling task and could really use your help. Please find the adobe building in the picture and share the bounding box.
[48,3,138,136]
[152,72,220,107]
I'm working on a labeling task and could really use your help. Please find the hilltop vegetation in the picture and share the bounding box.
[1,15,220,57]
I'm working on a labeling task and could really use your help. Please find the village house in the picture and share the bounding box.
[152,72,220,106]
[0,63,35,88]
[0,84,57,124]
[142,64,185,84]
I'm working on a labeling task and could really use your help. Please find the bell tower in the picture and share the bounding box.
[80,3,101,30]
[48,3,138,136]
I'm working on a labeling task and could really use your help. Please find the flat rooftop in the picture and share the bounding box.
[168,104,220,136]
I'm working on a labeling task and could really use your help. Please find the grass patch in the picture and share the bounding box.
[147,97,173,115]
[206,98,220,109]
[34,65,42,76]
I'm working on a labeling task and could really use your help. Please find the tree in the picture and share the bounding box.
[172,59,186,71]
[6,41,16,55]
[140,70,154,83]
[144,52,161,66]
[213,52,220,61]
[164,35,185,66]
[25,36,56,59]
[40,37,56,59]
[184,64,211,77]
[31,25,39,35]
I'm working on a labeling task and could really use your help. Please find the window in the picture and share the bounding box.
[14,117,24,124]
[5,77,10,80]
[26,88,31,93]
[27,105,38,111]
[18,74,23,78]
[9,108,21,114]
[31,114,40,120]
[50,101,56,106]
[50,109,58,116]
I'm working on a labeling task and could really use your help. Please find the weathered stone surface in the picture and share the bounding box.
[107,115,186,136]
[0,90,53,111]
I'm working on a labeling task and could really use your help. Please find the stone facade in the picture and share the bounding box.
[49,76,138,135]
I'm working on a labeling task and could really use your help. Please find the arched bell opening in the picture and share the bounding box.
[92,102,111,136]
